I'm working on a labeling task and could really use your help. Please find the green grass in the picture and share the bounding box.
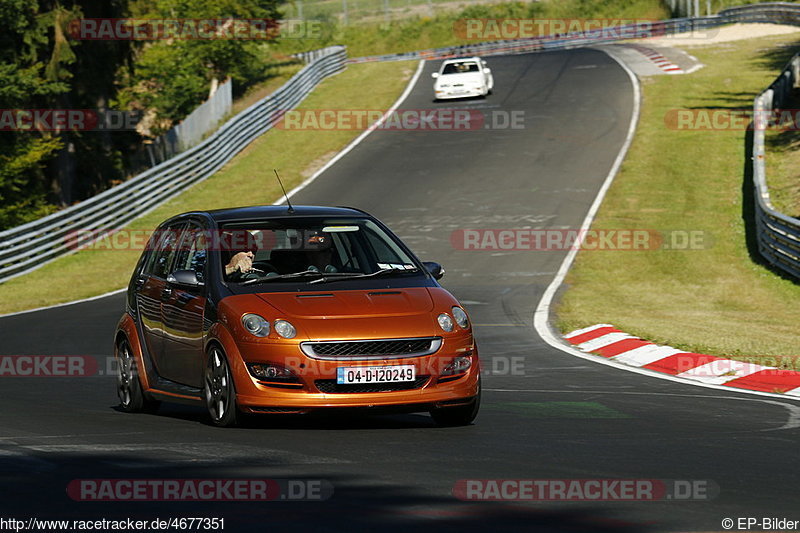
[281,0,669,30]
[0,60,415,315]
[557,32,800,361]
[273,0,669,58]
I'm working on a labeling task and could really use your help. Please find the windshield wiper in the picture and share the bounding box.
[308,268,419,285]
[240,269,323,285]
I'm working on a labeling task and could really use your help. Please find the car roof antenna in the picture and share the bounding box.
[274,169,294,214]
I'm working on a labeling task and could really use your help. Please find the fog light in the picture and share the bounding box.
[247,363,299,383]
[442,355,472,376]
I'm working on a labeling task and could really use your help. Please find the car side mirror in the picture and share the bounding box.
[422,261,445,280]
[431,72,439,79]
[483,68,491,74]
[167,269,204,288]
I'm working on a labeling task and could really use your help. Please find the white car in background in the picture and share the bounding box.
[432,57,494,100]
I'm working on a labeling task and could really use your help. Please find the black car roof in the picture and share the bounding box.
[184,205,370,224]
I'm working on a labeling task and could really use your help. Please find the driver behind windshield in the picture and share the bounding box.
[223,229,338,281]
[220,230,257,278]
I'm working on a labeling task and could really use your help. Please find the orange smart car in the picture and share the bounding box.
[115,206,480,426]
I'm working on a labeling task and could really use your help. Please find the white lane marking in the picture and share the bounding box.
[277,59,426,203]
[576,332,634,352]
[563,323,614,340]
[484,389,800,431]
[531,50,800,404]
[612,345,682,367]
[0,287,126,319]
[684,63,705,75]
[763,399,800,430]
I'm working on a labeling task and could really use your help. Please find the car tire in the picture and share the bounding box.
[116,338,160,413]
[204,346,239,427]
[430,381,481,427]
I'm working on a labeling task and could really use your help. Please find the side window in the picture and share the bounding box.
[143,223,185,278]
[174,225,208,282]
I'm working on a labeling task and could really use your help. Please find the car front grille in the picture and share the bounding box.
[300,337,441,360]
[314,376,430,394]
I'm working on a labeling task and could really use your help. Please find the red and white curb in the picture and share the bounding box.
[628,44,684,74]
[564,324,800,396]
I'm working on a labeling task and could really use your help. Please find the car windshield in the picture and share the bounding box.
[441,61,480,75]
[219,217,419,284]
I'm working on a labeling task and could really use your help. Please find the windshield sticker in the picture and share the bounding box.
[378,263,415,270]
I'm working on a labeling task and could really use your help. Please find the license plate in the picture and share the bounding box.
[336,365,416,385]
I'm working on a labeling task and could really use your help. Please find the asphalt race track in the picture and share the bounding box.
[2,49,799,532]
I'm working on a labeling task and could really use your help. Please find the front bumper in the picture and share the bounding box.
[434,87,484,99]
[227,336,480,413]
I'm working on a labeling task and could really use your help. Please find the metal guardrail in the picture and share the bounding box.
[0,45,346,283]
[752,50,800,279]
[4,3,800,284]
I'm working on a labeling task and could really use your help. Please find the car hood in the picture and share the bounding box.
[436,72,483,85]
[254,288,435,320]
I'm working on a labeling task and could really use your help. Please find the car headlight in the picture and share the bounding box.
[274,319,297,339]
[437,313,454,332]
[452,306,470,329]
[242,314,269,337]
